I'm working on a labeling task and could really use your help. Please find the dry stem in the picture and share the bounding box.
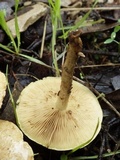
[56,30,83,110]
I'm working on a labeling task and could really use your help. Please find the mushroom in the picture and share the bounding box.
[0,119,34,160]
[16,30,103,151]
[0,71,7,108]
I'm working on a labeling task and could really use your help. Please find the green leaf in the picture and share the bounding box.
[111,32,116,40]
[104,38,113,44]
[114,25,120,33]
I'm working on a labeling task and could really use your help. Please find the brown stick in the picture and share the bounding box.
[56,30,83,110]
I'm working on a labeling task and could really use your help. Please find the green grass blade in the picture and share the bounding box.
[61,118,100,160]
[48,0,55,11]
[0,43,15,53]
[48,0,61,76]
[0,10,18,53]
[5,65,19,125]
[19,54,53,69]
[0,11,13,39]
[69,150,120,160]
[61,0,98,39]
[55,0,60,17]
[68,118,100,155]
[15,0,20,52]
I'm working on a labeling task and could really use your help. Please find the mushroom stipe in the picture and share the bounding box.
[16,30,103,151]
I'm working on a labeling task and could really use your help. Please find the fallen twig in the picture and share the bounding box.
[76,63,120,68]
[61,7,120,11]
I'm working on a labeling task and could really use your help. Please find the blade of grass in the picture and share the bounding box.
[61,0,98,39]
[69,150,120,160]
[68,118,100,155]
[48,0,62,76]
[19,53,53,69]
[0,43,15,53]
[0,10,18,53]
[15,0,20,52]
[5,65,19,125]
[61,119,100,160]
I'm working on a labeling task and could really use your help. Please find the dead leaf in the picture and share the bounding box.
[7,2,48,37]
[111,75,120,90]
[106,89,120,110]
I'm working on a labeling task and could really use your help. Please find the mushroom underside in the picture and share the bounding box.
[16,77,103,150]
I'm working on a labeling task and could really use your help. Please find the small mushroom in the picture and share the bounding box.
[0,71,7,108]
[0,120,34,160]
[16,30,103,151]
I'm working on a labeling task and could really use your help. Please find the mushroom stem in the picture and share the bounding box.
[56,30,83,110]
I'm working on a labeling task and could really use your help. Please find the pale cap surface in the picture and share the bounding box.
[0,120,34,160]
[0,71,7,108]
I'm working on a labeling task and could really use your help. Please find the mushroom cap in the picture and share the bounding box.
[0,120,34,160]
[16,77,103,151]
[0,71,7,108]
